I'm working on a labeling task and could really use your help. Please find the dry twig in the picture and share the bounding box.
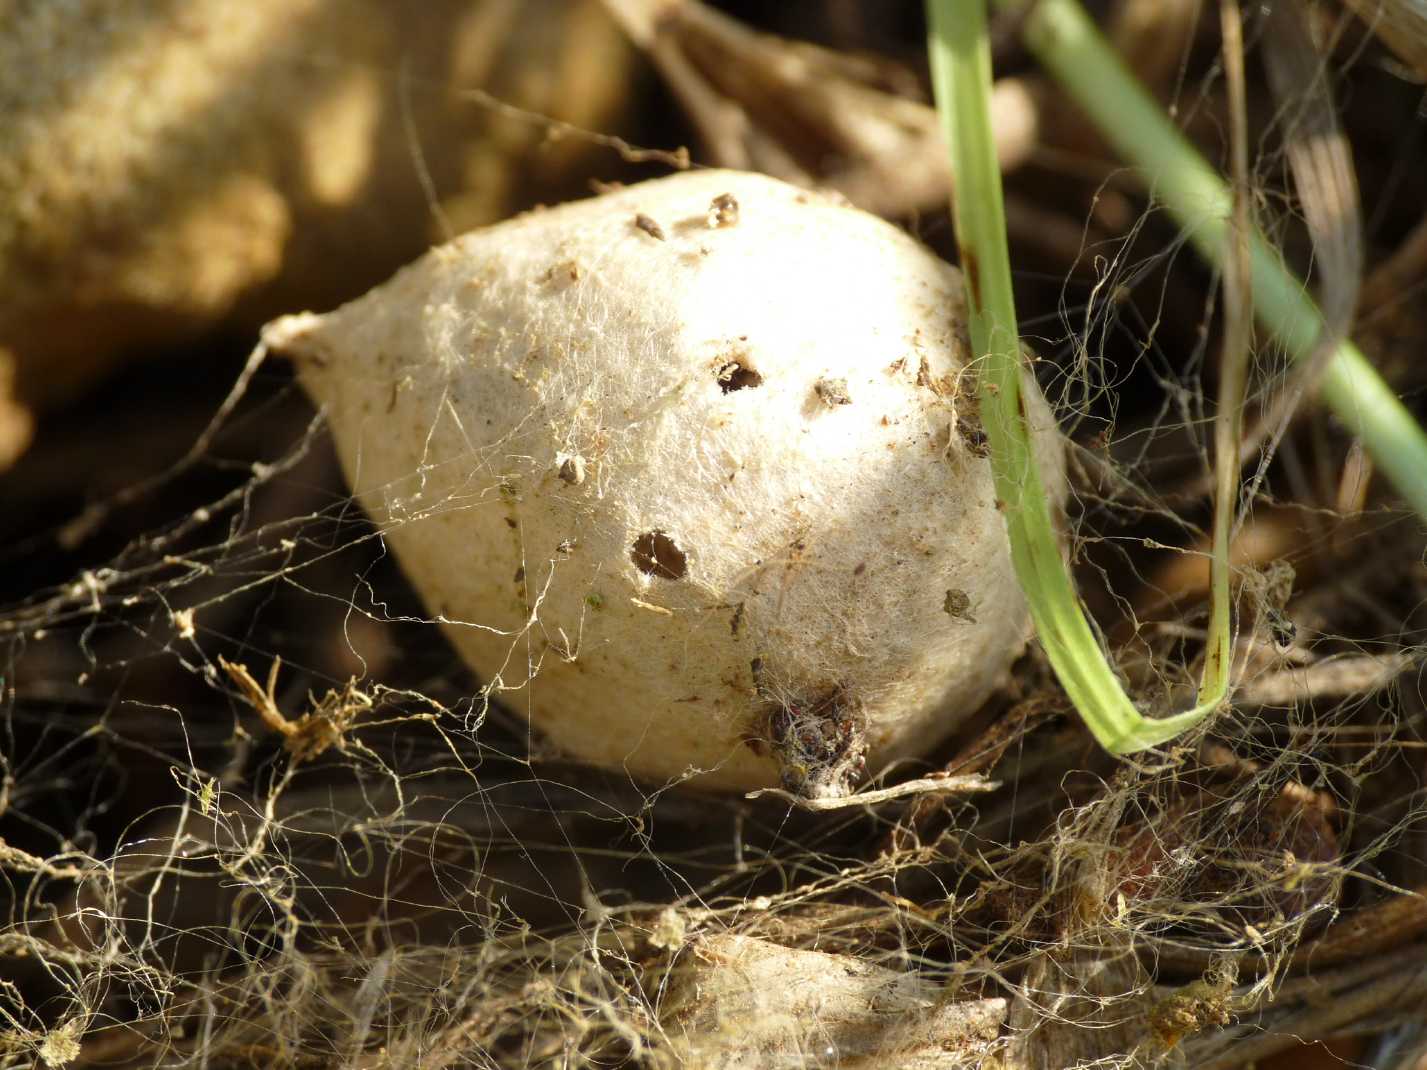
[600,0,1038,216]
[219,655,370,763]
[746,774,999,811]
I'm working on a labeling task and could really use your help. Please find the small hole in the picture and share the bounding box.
[716,361,763,393]
[631,531,688,579]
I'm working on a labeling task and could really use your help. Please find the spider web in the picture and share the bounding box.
[2,5,1427,1068]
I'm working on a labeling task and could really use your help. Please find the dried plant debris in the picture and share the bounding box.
[814,376,854,407]
[659,934,1006,1068]
[633,211,668,240]
[1336,0,1427,81]
[707,191,740,228]
[2,6,1427,1069]
[219,655,370,763]
[600,0,1039,216]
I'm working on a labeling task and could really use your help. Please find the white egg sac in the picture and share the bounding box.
[265,169,1065,797]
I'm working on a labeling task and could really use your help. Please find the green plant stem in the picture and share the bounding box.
[1006,0,1427,522]
[927,1,1216,753]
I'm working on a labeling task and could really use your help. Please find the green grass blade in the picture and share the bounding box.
[1008,0,1427,522]
[926,0,1218,754]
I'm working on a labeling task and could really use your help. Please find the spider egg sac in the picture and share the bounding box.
[264,169,1066,797]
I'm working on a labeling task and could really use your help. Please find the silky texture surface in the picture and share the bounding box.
[269,170,1066,794]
